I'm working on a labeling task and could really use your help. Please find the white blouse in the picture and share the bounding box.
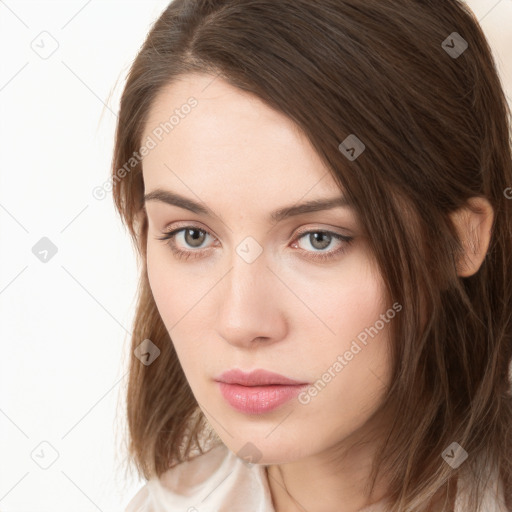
[125,441,509,512]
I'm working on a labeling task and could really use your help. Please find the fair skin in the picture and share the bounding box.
[139,72,494,512]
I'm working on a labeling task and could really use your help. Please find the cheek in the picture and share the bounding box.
[146,245,172,322]
[146,243,193,333]
[292,251,388,342]
[146,243,212,364]
[295,256,392,408]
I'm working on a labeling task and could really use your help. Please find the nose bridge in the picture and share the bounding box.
[215,244,285,346]
[223,248,270,320]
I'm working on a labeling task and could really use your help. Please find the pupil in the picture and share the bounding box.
[186,229,204,247]
[312,232,330,250]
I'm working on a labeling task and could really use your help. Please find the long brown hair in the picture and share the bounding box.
[112,1,512,510]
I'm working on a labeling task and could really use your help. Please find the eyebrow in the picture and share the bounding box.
[143,189,352,223]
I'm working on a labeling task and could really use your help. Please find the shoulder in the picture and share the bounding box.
[125,484,150,512]
[454,459,510,512]
[124,442,275,512]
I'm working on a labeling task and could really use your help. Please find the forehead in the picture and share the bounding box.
[141,73,346,214]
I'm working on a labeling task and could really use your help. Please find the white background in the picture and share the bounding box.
[0,1,511,511]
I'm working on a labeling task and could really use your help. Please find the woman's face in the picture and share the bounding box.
[141,72,395,465]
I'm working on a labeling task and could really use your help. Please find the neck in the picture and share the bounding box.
[265,453,458,512]
[264,421,391,512]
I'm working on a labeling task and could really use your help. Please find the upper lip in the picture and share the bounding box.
[215,368,308,386]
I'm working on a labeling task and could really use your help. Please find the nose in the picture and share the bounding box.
[215,252,288,349]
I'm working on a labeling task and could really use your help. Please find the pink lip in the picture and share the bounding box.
[215,368,308,386]
[214,369,309,414]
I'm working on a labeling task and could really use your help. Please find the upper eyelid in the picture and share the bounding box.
[163,220,348,232]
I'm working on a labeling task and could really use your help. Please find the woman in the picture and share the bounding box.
[113,0,512,510]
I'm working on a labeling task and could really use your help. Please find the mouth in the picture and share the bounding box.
[214,368,308,386]
[214,368,309,414]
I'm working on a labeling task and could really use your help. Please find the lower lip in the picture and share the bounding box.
[217,382,308,414]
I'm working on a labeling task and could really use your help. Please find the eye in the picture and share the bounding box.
[155,224,354,262]
[156,226,215,261]
[291,229,354,262]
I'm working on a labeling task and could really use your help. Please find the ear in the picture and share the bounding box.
[448,196,494,277]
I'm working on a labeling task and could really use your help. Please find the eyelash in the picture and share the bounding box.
[156,224,354,263]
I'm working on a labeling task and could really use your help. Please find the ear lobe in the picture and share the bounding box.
[449,197,494,277]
